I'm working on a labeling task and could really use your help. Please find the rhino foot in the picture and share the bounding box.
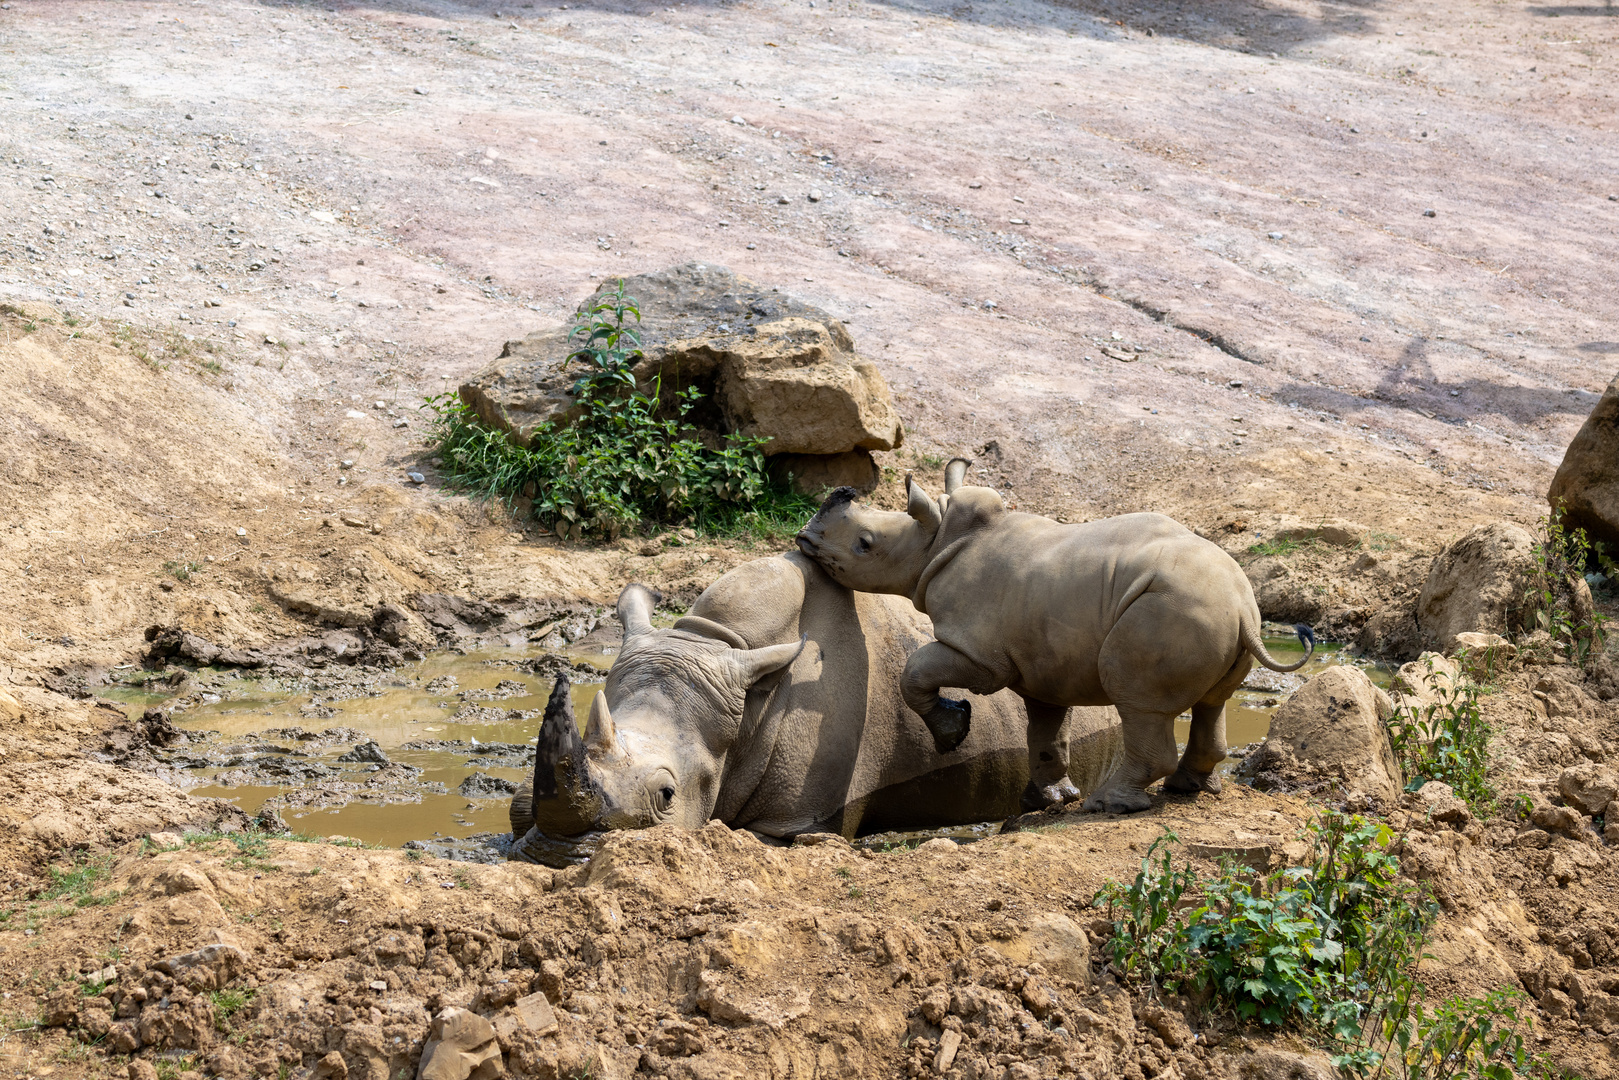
[1080,786,1153,815]
[923,698,972,753]
[1163,768,1223,795]
[1020,776,1083,812]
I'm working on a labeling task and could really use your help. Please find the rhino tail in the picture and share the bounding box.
[1242,620,1316,673]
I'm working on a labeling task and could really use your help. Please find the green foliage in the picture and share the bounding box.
[1387,658,1495,812]
[1247,537,1306,558]
[209,988,254,1030]
[1525,514,1608,668]
[162,559,199,583]
[425,279,813,542]
[36,854,117,907]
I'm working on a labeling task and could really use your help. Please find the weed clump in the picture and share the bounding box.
[1093,813,1547,1079]
[1387,658,1494,812]
[1525,514,1608,669]
[425,279,819,542]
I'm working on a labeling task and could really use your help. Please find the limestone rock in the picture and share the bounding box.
[1557,763,1619,817]
[492,991,558,1043]
[1532,804,1589,839]
[1416,522,1536,652]
[460,263,903,457]
[767,449,880,495]
[1414,781,1471,825]
[417,1008,501,1080]
[1238,666,1404,804]
[1548,373,1619,549]
[987,912,1091,988]
[695,970,811,1030]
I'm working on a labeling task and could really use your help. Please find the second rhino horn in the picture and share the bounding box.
[584,691,617,754]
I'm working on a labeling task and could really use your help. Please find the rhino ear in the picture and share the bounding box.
[906,474,942,534]
[616,583,660,643]
[729,636,806,687]
[944,458,972,495]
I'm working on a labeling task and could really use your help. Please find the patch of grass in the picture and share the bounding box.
[1246,536,1307,558]
[162,560,200,582]
[36,853,116,907]
[154,1056,198,1080]
[1364,530,1399,552]
[424,278,809,543]
[199,358,224,375]
[21,321,38,334]
[210,988,254,1030]
[62,314,82,328]
[1388,656,1494,812]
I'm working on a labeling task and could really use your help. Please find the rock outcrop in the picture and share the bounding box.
[460,263,903,494]
[1237,665,1404,804]
[1416,522,1537,652]
[1548,373,1619,549]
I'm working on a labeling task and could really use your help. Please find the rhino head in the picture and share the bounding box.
[519,583,802,843]
[796,458,972,596]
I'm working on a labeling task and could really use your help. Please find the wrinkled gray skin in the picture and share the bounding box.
[509,553,1122,861]
[795,461,1314,815]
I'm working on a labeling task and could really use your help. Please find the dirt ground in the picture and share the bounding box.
[2,0,1618,1075]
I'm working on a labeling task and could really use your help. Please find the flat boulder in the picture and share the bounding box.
[1549,373,1619,549]
[460,263,903,485]
[1238,665,1404,805]
[1416,522,1536,652]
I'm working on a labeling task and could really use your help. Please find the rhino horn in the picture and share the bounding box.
[584,691,617,756]
[944,457,973,495]
[517,675,601,838]
[617,583,661,643]
[906,474,942,533]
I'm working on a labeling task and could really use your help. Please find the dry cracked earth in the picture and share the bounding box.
[2,0,1619,1077]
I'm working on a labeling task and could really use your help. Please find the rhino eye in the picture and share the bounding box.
[657,786,676,808]
[854,537,871,554]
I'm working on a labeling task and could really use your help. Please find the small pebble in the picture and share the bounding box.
[414,86,429,95]
[1422,208,1436,217]
[406,472,425,484]
[1267,232,1284,240]
[808,189,822,202]
[1229,379,1244,388]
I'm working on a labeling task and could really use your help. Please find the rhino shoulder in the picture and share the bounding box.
[683,554,810,646]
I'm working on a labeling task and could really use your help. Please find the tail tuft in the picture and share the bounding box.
[1294,623,1316,650]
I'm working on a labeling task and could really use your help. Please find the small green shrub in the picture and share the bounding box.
[162,560,200,582]
[1387,658,1494,811]
[425,279,815,542]
[1091,814,1547,1079]
[1525,514,1608,668]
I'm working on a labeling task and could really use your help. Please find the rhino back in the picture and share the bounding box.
[926,512,1249,705]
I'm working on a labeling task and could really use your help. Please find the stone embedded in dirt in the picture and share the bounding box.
[915,836,957,854]
[1549,372,1619,550]
[1451,631,1517,676]
[459,262,903,475]
[1531,803,1589,839]
[1556,762,1619,817]
[1415,521,1537,652]
[1238,665,1403,804]
[418,1007,501,1080]
[1413,780,1471,825]
[491,990,559,1042]
[1390,651,1460,715]
[989,911,1092,987]
[696,969,812,1030]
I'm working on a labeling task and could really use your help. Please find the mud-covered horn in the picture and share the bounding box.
[616,583,660,643]
[532,675,584,800]
[943,458,972,495]
[584,691,617,755]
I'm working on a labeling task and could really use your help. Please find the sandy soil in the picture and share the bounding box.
[2,0,1619,1075]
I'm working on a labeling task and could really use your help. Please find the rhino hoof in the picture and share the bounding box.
[1163,768,1223,795]
[1021,776,1082,812]
[925,698,971,753]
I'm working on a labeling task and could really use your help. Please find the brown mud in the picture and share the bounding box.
[2,0,1619,1075]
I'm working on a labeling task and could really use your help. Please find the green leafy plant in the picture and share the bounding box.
[209,988,255,1030]
[1525,514,1608,668]
[425,279,817,542]
[1387,658,1494,812]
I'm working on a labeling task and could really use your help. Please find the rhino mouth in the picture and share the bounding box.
[511,826,603,868]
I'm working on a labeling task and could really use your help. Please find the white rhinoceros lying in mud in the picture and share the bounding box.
[793,460,1315,816]
[508,553,1123,863]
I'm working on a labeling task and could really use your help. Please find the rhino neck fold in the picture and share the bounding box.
[911,536,973,616]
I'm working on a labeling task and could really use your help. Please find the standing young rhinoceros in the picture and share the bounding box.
[794,460,1315,815]
[508,552,1122,861]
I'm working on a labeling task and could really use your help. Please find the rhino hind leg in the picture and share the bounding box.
[1080,706,1179,814]
[1164,700,1227,795]
[1022,698,1081,810]
[900,641,1006,754]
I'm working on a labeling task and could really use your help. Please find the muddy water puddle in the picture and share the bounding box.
[112,629,1385,853]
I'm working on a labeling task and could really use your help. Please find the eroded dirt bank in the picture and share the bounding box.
[3,0,1619,1075]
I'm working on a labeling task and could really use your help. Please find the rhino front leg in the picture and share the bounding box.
[900,642,1004,754]
[1164,700,1227,795]
[1080,706,1179,814]
[1021,698,1080,811]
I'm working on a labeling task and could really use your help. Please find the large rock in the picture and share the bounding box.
[1238,666,1404,805]
[1549,373,1619,549]
[1416,522,1537,652]
[1557,763,1619,817]
[460,263,904,470]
